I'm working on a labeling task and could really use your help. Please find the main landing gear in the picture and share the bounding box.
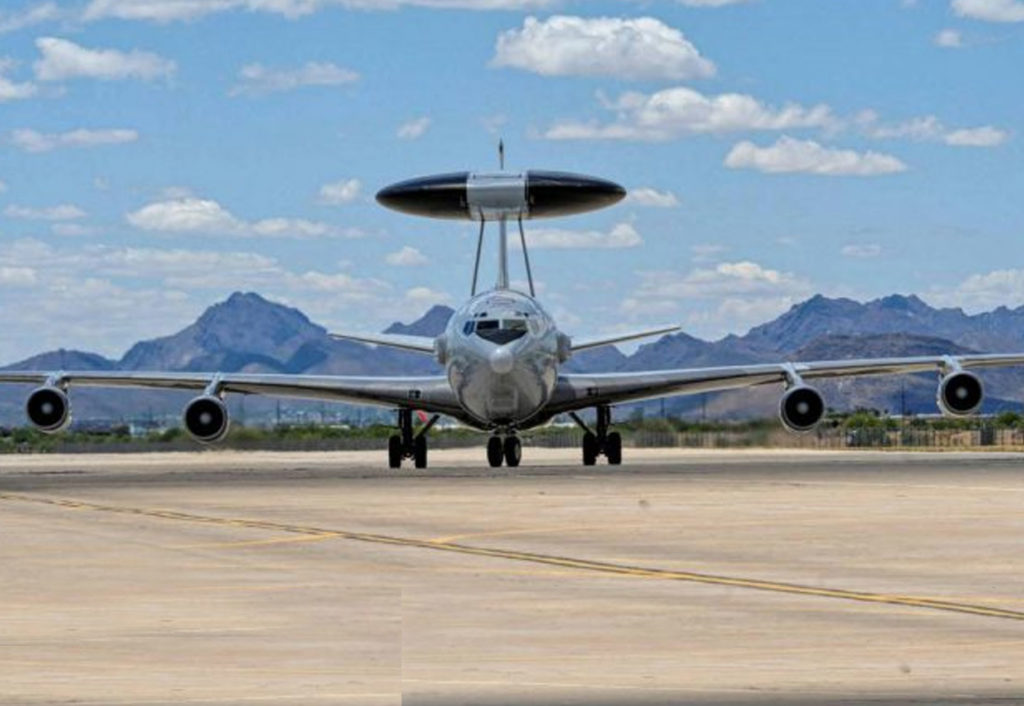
[487,434,522,468]
[388,409,439,469]
[570,405,622,466]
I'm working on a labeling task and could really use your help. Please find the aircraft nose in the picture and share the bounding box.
[489,346,515,375]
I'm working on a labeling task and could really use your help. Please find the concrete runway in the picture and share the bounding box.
[3,448,1024,705]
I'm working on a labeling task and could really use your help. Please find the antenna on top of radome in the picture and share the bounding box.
[498,139,505,170]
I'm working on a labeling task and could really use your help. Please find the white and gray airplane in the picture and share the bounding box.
[4,153,1024,468]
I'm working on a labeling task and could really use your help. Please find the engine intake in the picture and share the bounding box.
[780,385,826,433]
[183,396,230,443]
[937,371,983,417]
[26,386,71,433]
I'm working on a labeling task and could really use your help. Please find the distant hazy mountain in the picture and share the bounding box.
[3,291,1024,425]
[10,349,118,372]
[746,294,1024,354]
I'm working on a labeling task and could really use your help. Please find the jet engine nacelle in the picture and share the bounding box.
[26,386,72,433]
[183,395,230,443]
[779,385,826,432]
[937,371,983,417]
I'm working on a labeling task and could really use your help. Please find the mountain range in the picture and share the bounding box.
[3,291,1024,425]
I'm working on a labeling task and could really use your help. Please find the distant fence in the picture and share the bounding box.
[525,427,1024,450]
[7,426,1024,454]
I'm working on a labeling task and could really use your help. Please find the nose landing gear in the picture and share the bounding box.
[486,433,522,468]
[571,405,622,466]
[388,409,439,469]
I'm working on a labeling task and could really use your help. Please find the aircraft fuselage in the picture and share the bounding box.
[442,289,562,430]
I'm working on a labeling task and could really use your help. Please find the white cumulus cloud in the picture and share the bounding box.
[622,260,813,338]
[0,75,36,101]
[405,285,451,305]
[0,237,415,361]
[229,61,359,96]
[33,37,176,82]
[934,28,964,47]
[52,223,97,237]
[318,178,362,204]
[397,116,431,140]
[4,203,86,220]
[82,0,555,23]
[10,127,139,152]
[931,268,1024,311]
[677,0,753,5]
[386,246,429,266]
[126,196,363,239]
[522,222,642,250]
[857,110,1007,147]
[0,3,60,33]
[0,266,38,287]
[841,244,882,258]
[952,0,1024,22]
[493,15,715,81]
[944,125,1008,146]
[625,187,680,208]
[544,87,835,141]
[0,59,37,101]
[83,0,240,22]
[725,136,908,176]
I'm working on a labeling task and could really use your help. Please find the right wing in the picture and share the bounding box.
[545,352,1024,414]
[570,325,681,353]
[0,370,463,416]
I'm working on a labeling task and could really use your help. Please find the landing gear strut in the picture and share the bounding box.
[486,433,522,468]
[571,405,622,466]
[388,409,438,469]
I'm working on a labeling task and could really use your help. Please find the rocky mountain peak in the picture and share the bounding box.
[120,291,324,371]
[385,305,455,337]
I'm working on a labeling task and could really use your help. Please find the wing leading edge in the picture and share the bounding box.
[545,353,1024,415]
[0,370,462,417]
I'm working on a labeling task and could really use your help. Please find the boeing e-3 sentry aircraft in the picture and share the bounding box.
[4,151,1024,468]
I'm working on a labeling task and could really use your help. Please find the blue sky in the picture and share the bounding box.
[0,0,1021,362]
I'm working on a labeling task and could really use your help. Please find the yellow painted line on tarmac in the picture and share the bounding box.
[428,521,653,544]
[169,533,340,550]
[4,491,1024,624]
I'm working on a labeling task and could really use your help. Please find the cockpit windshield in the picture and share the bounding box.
[465,318,529,345]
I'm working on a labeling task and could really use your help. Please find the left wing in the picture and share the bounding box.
[0,370,462,416]
[545,353,1024,414]
[570,325,681,353]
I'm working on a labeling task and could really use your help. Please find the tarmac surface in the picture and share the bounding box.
[3,447,1024,705]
